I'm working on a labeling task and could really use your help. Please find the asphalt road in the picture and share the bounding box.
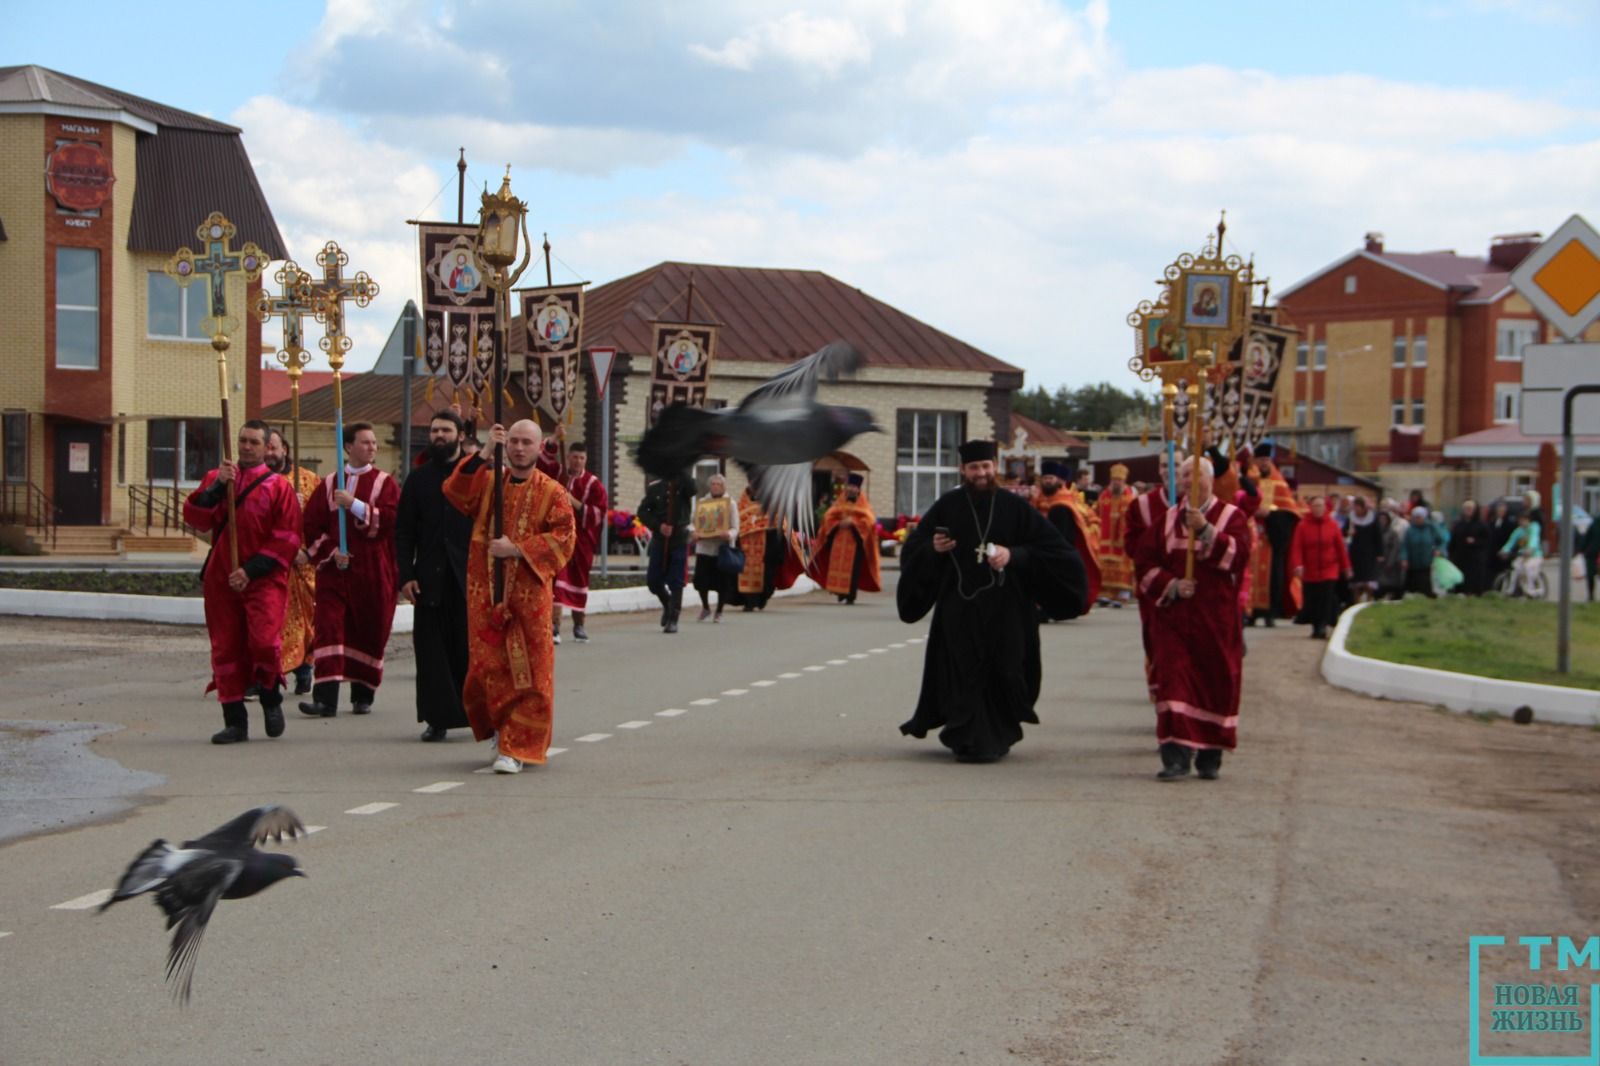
[0,584,1594,1065]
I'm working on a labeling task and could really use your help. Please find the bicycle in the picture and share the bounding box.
[1493,558,1548,599]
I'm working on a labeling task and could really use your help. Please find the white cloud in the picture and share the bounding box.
[690,11,874,76]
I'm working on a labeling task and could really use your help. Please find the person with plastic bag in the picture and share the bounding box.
[1401,507,1445,598]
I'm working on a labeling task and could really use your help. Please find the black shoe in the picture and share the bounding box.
[420,725,449,742]
[263,702,285,738]
[351,702,373,716]
[664,619,678,634]
[299,701,336,718]
[1310,629,1325,640]
[211,725,248,745]
[1196,764,1220,780]
[1264,617,1276,628]
[1156,763,1191,780]
[294,675,313,695]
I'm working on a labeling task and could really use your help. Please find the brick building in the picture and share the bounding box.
[0,66,286,550]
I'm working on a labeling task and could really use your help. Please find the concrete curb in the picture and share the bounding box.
[1321,601,1600,727]
[0,576,819,634]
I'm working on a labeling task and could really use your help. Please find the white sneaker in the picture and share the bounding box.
[491,753,523,774]
[552,631,562,645]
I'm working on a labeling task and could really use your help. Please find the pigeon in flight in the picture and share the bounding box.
[635,341,877,535]
[99,805,307,1004]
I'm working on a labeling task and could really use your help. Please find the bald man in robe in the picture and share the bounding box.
[444,419,576,773]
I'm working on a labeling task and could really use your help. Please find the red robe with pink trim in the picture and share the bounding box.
[1125,486,1170,702]
[183,463,302,703]
[302,465,401,691]
[1142,495,1251,751]
[536,441,609,611]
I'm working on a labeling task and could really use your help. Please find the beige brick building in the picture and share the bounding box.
[0,66,286,549]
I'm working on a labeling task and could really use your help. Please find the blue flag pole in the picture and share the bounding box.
[334,405,348,558]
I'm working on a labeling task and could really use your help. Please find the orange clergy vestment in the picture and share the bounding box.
[809,493,881,596]
[278,466,320,675]
[443,456,576,765]
[1095,485,1135,593]
[1035,487,1102,606]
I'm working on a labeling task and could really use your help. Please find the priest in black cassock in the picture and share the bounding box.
[898,439,1089,763]
[395,409,475,742]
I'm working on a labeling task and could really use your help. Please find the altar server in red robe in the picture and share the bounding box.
[1142,456,1251,781]
[536,426,608,644]
[183,420,303,745]
[299,422,400,718]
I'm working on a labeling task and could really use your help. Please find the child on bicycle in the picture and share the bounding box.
[1498,509,1544,597]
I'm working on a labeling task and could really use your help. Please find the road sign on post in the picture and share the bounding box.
[1508,214,1600,342]
[1520,343,1600,436]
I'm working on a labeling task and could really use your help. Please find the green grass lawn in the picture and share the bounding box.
[1345,595,1600,691]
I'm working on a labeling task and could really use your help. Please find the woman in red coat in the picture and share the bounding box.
[1289,495,1353,640]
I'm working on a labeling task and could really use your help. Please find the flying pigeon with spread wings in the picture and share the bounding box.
[99,805,308,1004]
[634,341,877,535]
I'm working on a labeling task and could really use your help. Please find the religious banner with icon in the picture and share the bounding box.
[518,284,585,422]
[648,322,718,428]
[417,222,495,398]
[1207,314,1295,452]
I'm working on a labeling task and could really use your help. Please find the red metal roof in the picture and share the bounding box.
[260,368,335,411]
[1010,411,1087,449]
[512,261,1020,375]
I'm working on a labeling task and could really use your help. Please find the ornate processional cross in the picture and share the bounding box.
[166,212,267,339]
[305,240,379,374]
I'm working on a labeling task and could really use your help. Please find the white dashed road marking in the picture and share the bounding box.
[413,781,463,794]
[848,653,869,660]
[803,665,826,672]
[869,648,888,654]
[889,642,907,649]
[547,747,568,756]
[302,826,327,835]
[750,680,776,687]
[826,659,848,665]
[0,932,10,940]
[656,708,688,717]
[778,672,803,679]
[51,889,111,911]
[346,802,398,816]
[722,688,749,696]
[617,721,652,730]
[691,698,719,706]
[575,733,612,743]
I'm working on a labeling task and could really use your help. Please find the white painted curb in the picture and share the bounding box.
[0,576,819,633]
[1322,601,1600,727]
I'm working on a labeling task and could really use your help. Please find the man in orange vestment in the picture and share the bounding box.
[443,419,576,774]
[735,487,799,610]
[1034,462,1101,609]
[807,474,881,603]
[266,429,319,693]
[1095,463,1135,606]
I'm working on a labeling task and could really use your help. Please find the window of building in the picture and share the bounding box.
[1314,341,1327,370]
[55,247,99,369]
[1410,399,1425,426]
[1412,335,1428,367]
[1391,400,1406,426]
[2,414,27,483]
[1581,474,1600,517]
[1344,275,1357,294]
[1294,401,1307,428]
[1496,319,1539,361]
[895,410,964,517]
[1392,335,1407,367]
[1312,400,1326,428]
[1510,471,1534,498]
[147,272,211,341]
[1494,384,1520,424]
[1295,342,1309,371]
[146,418,221,485]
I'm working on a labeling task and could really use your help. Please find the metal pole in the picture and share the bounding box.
[1557,384,1600,674]
[492,278,506,603]
[400,302,416,480]
[456,149,466,226]
[600,375,610,580]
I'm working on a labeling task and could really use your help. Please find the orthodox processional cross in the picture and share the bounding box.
[164,212,267,571]
[305,241,379,561]
[252,260,319,498]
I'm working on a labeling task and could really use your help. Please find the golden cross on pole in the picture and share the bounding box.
[164,211,267,570]
[305,240,379,558]
[252,260,318,495]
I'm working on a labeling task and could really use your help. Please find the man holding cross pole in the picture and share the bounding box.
[183,420,304,744]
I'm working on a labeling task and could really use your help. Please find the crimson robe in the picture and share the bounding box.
[536,442,609,611]
[1035,487,1101,607]
[443,456,576,764]
[183,463,302,704]
[1142,495,1251,751]
[1125,487,1170,702]
[302,465,401,692]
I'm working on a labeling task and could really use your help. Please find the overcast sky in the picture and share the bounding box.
[11,0,1599,393]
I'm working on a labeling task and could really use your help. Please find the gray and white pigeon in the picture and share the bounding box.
[99,805,307,1004]
[635,341,877,535]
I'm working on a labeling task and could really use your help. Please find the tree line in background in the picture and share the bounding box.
[1011,382,1158,434]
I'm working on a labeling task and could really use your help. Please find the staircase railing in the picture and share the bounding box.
[127,483,196,537]
[0,480,56,549]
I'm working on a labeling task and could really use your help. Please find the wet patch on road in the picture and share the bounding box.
[0,720,164,845]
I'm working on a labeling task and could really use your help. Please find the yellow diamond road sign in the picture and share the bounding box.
[1509,214,1600,341]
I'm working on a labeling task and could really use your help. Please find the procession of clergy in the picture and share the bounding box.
[186,410,1263,779]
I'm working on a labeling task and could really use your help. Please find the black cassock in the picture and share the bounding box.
[395,453,474,731]
[897,487,1088,760]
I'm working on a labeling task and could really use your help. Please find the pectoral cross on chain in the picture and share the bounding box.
[975,543,988,565]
